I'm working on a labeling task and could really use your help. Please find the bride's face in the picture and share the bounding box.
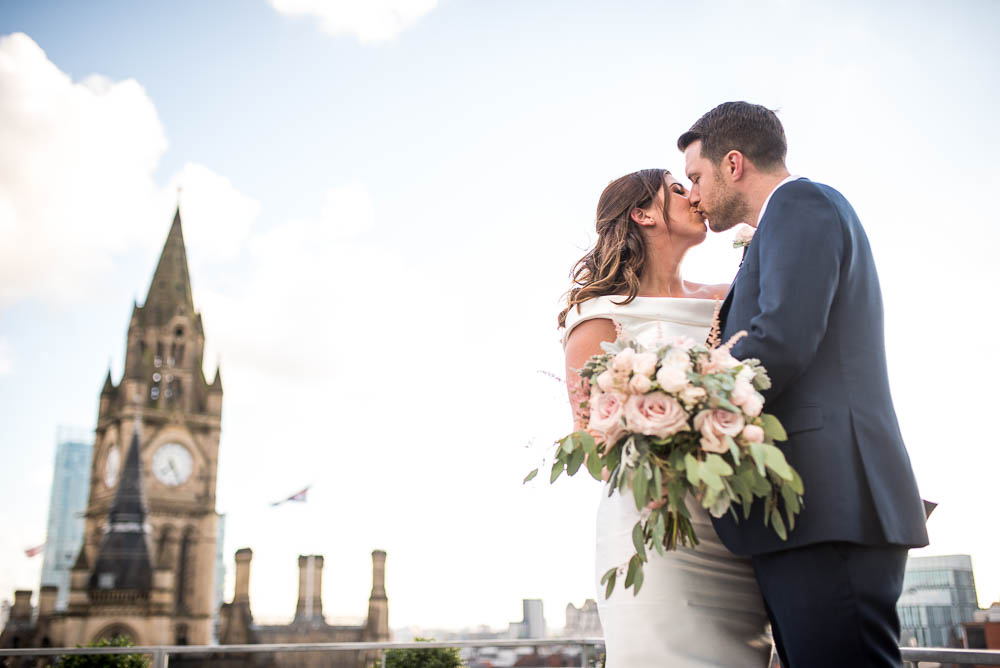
[643,175,708,243]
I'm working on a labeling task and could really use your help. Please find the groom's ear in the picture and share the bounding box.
[723,150,745,182]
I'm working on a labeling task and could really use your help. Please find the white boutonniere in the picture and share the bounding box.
[733,224,756,248]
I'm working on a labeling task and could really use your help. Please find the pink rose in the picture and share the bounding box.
[628,373,653,394]
[671,336,697,351]
[742,424,765,443]
[589,391,626,445]
[624,392,689,438]
[694,409,745,453]
[742,393,764,417]
[656,365,688,393]
[632,352,658,378]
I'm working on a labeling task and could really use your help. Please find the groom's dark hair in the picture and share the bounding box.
[677,102,787,171]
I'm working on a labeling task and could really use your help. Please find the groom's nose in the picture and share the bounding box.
[688,185,701,208]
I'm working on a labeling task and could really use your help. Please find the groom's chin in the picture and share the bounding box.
[708,219,737,233]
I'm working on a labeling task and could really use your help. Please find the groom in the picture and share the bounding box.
[678,102,928,667]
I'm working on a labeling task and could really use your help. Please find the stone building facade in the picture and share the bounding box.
[1,209,223,650]
[216,549,390,668]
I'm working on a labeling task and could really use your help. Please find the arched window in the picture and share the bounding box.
[156,525,175,568]
[175,623,189,646]
[176,526,197,612]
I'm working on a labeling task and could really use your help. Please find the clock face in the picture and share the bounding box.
[152,442,194,487]
[103,446,121,489]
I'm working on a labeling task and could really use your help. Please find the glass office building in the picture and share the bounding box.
[898,554,980,648]
[39,430,93,611]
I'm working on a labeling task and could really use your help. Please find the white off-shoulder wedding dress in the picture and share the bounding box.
[564,296,771,668]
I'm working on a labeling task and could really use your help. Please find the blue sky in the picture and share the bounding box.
[1,0,999,630]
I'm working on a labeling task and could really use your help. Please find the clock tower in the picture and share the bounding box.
[64,208,223,646]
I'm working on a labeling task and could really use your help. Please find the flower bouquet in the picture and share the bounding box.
[525,329,803,598]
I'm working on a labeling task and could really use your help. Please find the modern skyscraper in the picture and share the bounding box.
[898,554,980,647]
[39,429,93,611]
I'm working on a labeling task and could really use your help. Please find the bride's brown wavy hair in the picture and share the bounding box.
[558,169,668,328]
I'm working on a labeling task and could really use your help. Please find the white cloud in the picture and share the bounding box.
[0,338,11,376]
[268,0,437,43]
[0,33,260,307]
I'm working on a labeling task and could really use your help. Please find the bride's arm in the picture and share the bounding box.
[564,318,617,480]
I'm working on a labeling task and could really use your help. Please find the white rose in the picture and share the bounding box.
[612,347,636,373]
[663,348,692,372]
[596,369,617,393]
[679,385,707,408]
[632,352,658,378]
[629,373,653,394]
[730,378,756,407]
[656,365,689,393]
[742,393,764,417]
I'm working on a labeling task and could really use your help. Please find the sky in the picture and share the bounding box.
[1,0,999,633]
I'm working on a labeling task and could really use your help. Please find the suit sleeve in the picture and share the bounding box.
[730,185,844,402]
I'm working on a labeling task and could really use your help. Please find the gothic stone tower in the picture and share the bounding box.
[65,209,223,646]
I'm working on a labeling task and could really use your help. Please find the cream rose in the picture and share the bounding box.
[694,409,745,453]
[742,424,765,443]
[730,378,756,407]
[656,365,689,393]
[596,369,617,393]
[628,373,653,394]
[632,351,658,378]
[589,391,626,445]
[679,385,707,408]
[624,392,689,439]
[742,393,764,417]
[663,348,692,372]
[710,347,740,371]
[671,336,697,351]
[612,347,636,373]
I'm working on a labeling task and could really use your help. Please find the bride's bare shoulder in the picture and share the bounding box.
[684,281,730,300]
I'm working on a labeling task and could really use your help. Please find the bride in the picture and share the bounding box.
[559,169,771,667]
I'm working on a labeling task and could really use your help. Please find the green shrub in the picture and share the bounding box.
[376,637,463,668]
[57,635,149,667]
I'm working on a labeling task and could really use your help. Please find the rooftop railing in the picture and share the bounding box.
[1,638,999,666]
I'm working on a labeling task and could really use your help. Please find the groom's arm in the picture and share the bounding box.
[730,186,843,402]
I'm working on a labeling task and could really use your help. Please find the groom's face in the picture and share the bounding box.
[684,140,745,232]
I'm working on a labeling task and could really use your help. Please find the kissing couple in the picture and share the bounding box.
[559,101,928,667]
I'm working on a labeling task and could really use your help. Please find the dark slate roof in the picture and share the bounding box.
[137,208,195,329]
[89,427,152,593]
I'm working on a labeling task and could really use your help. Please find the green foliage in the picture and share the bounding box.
[377,638,464,668]
[57,636,149,668]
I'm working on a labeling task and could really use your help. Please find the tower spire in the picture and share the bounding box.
[88,419,153,595]
[142,207,195,327]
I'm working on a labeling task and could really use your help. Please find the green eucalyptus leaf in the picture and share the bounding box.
[770,507,788,540]
[760,413,787,441]
[762,444,794,480]
[632,465,649,510]
[567,447,585,476]
[601,567,617,600]
[523,468,538,484]
[749,441,767,477]
[550,459,565,484]
[632,522,647,561]
[684,453,701,486]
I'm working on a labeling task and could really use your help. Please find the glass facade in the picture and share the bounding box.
[39,431,93,610]
[897,554,980,648]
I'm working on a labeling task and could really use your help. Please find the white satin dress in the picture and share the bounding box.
[564,296,771,668]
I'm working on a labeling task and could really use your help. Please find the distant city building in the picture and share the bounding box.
[213,513,226,641]
[563,599,602,637]
[897,554,980,647]
[39,429,93,611]
[509,599,545,639]
[963,601,1000,651]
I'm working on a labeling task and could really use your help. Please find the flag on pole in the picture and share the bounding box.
[270,485,310,507]
[24,543,44,558]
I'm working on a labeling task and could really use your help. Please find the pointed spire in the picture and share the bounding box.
[101,368,115,395]
[143,207,195,327]
[211,366,223,393]
[89,423,153,594]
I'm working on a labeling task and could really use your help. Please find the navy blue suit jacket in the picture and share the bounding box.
[712,179,929,556]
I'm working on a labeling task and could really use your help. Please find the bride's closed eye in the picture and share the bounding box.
[670,184,687,196]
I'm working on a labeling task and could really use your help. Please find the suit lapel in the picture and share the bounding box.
[719,245,747,330]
